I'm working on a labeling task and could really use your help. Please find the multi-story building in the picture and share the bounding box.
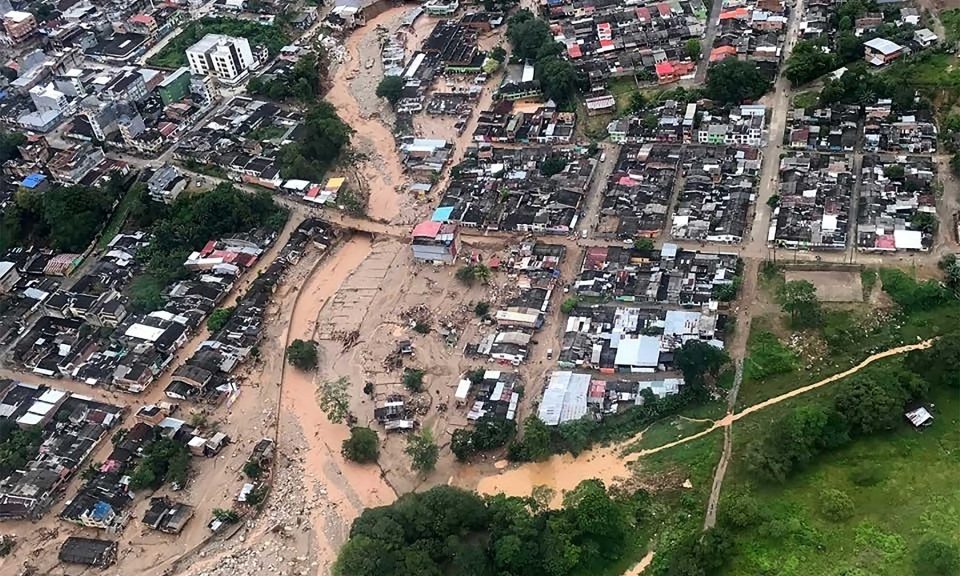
[185,34,255,83]
[3,10,36,44]
[48,143,106,184]
[158,67,191,105]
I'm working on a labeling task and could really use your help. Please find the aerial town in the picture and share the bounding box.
[0,0,957,573]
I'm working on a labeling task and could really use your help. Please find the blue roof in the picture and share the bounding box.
[91,501,113,520]
[431,206,454,222]
[21,173,46,188]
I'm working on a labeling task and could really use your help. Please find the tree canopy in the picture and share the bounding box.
[247,52,324,101]
[278,101,352,181]
[287,339,319,371]
[342,427,379,463]
[705,59,770,105]
[405,428,439,473]
[506,10,579,106]
[334,481,640,576]
[777,279,822,328]
[376,76,405,106]
[785,40,837,86]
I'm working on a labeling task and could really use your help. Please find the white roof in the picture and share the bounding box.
[37,389,66,404]
[5,10,33,22]
[125,323,166,342]
[915,28,937,40]
[0,260,14,276]
[614,336,661,367]
[538,371,590,426]
[455,379,471,400]
[894,229,923,250]
[864,37,902,55]
[28,400,55,416]
[16,412,44,427]
[905,406,933,427]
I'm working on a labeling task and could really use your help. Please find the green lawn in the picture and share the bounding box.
[722,384,960,576]
[96,183,141,251]
[148,18,289,69]
[626,416,714,453]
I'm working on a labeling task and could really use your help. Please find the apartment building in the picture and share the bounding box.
[185,34,254,83]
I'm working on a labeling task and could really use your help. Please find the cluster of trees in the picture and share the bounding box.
[877,268,949,312]
[506,10,579,106]
[540,154,568,177]
[286,339,319,371]
[705,59,770,105]
[650,525,734,576]
[248,52,325,101]
[0,420,42,479]
[402,368,425,392]
[817,62,914,109]
[147,18,290,68]
[0,130,25,164]
[128,438,191,490]
[0,171,134,254]
[333,481,646,576]
[342,427,379,463]
[277,102,352,182]
[451,417,516,461]
[746,364,930,482]
[484,45,508,74]
[130,184,286,312]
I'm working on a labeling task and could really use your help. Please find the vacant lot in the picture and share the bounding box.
[784,269,863,302]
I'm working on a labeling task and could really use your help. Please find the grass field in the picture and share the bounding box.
[736,267,960,410]
[722,381,959,576]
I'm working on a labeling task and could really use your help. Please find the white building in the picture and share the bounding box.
[186,34,255,83]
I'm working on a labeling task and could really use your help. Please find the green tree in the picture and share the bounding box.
[674,340,730,393]
[521,416,551,461]
[43,185,115,252]
[206,307,234,333]
[833,371,920,435]
[777,279,822,328]
[785,40,836,85]
[474,301,490,317]
[914,537,960,576]
[561,296,579,314]
[0,131,26,163]
[376,75,405,106]
[706,59,770,104]
[342,427,379,463]
[243,460,262,479]
[451,428,475,462]
[633,237,655,251]
[538,58,578,106]
[403,368,425,392]
[278,102,352,181]
[318,376,351,424]
[906,334,960,389]
[286,339,318,370]
[405,428,439,473]
[540,154,567,177]
[629,91,648,113]
[685,38,702,60]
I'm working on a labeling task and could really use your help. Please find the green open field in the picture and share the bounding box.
[723,380,959,576]
[736,267,960,410]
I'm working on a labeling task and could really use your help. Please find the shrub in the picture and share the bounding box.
[243,460,262,479]
[819,488,855,521]
[560,296,579,314]
[474,301,490,316]
[213,508,240,523]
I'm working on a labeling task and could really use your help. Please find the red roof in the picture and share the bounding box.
[710,45,738,61]
[719,7,749,19]
[567,44,582,58]
[657,2,671,16]
[876,234,896,249]
[200,240,217,257]
[635,6,651,21]
[129,13,155,25]
[655,61,675,77]
[412,221,443,238]
[597,22,611,31]
[600,39,614,48]
[305,184,321,198]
